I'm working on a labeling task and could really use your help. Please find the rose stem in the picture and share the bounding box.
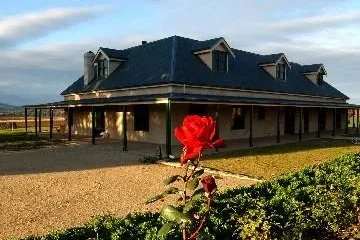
[188,197,212,239]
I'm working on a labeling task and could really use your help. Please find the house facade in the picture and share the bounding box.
[25,36,359,157]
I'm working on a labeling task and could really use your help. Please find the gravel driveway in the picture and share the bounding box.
[0,143,256,239]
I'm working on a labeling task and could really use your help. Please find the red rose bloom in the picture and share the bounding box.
[201,176,217,195]
[175,115,224,163]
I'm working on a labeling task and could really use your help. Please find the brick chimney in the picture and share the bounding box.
[83,51,95,86]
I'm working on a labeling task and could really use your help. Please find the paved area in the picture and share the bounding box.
[0,143,255,239]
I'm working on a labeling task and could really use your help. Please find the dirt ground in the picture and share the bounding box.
[0,143,255,239]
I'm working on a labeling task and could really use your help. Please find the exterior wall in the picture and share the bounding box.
[67,104,345,145]
[263,65,276,78]
[72,110,92,136]
[70,104,166,144]
[198,52,212,69]
[109,61,121,75]
[304,74,317,85]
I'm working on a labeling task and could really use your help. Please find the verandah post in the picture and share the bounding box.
[249,105,253,147]
[38,109,42,133]
[49,108,53,139]
[122,105,128,151]
[317,107,321,138]
[91,107,95,145]
[353,109,355,128]
[299,107,303,141]
[25,108,28,134]
[332,108,336,136]
[276,106,280,143]
[35,108,38,136]
[345,108,349,134]
[357,109,359,133]
[68,107,72,141]
[166,99,172,157]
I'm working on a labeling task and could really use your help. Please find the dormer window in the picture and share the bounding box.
[212,50,228,72]
[276,63,286,80]
[97,59,108,78]
[317,73,324,85]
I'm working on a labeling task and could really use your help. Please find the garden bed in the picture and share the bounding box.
[24,152,360,239]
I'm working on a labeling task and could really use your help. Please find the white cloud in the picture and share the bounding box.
[0,7,107,48]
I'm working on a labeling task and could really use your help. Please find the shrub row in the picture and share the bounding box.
[25,152,360,240]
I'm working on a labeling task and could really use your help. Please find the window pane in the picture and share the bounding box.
[257,106,266,120]
[232,107,245,129]
[219,52,227,72]
[212,51,219,71]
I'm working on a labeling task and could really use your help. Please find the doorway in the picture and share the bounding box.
[284,107,295,134]
[304,109,309,133]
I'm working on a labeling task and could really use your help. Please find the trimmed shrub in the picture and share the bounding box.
[24,153,360,239]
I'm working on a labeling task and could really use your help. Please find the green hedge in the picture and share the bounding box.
[25,153,360,240]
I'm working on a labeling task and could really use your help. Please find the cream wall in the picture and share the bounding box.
[70,104,166,144]
[68,104,346,145]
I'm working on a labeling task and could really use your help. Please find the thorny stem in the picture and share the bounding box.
[182,163,190,240]
[188,197,212,240]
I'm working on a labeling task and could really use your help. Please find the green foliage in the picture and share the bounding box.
[25,152,360,239]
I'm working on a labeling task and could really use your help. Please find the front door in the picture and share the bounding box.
[304,109,309,133]
[319,109,326,131]
[285,108,295,134]
[95,108,105,136]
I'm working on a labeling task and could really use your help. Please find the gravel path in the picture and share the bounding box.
[0,143,256,239]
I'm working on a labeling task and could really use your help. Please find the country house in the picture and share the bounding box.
[25,36,360,157]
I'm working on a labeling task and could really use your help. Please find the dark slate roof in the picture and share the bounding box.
[61,35,348,100]
[25,93,359,108]
[192,37,223,52]
[257,53,284,64]
[100,47,129,59]
[300,64,323,73]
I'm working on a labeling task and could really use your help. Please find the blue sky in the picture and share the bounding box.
[1,0,360,105]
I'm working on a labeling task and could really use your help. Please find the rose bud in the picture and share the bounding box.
[201,176,217,196]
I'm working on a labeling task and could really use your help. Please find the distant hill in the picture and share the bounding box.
[0,103,22,111]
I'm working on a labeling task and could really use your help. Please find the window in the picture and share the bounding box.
[134,105,149,131]
[97,59,108,78]
[188,104,207,116]
[257,106,266,120]
[212,50,228,72]
[276,63,286,80]
[232,107,245,129]
[317,73,324,85]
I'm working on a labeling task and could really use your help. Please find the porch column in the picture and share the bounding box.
[35,108,38,136]
[353,109,355,128]
[249,105,253,147]
[38,109,42,133]
[49,108,53,139]
[214,104,220,139]
[332,108,336,136]
[298,107,303,141]
[122,105,128,151]
[166,99,172,157]
[357,109,359,133]
[317,107,321,138]
[91,107,95,145]
[67,107,72,141]
[25,108,28,133]
[345,108,349,134]
[276,106,280,143]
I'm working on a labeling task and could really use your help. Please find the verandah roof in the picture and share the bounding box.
[24,93,360,109]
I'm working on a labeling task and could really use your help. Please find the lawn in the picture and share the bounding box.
[201,139,360,180]
[0,131,63,151]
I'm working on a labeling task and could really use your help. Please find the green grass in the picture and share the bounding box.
[201,139,360,180]
[0,131,63,151]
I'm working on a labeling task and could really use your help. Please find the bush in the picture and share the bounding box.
[25,153,360,239]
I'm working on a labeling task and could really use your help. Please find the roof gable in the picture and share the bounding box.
[192,37,235,57]
[300,64,327,75]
